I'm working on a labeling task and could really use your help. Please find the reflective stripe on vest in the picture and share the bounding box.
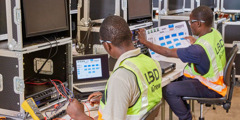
[184,29,227,96]
[99,54,162,120]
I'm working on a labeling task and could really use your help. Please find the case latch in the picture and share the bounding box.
[14,77,25,94]
[0,74,3,92]
[121,0,127,11]
[14,7,22,25]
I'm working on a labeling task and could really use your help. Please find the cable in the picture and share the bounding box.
[76,22,95,54]
[82,102,91,117]
[65,87,74,99]
[85,22,95,53]
[24,36,53,82]
[50,80,66,98]
[25,82,50,85]
[37,36,53,75]
[50,36,59,58]
[47,79,74,119]
[52,80,67,94]
[53,118,66,120]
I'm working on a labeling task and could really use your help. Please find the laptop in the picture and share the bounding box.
[158,61,176,75]
[73,54,109,93]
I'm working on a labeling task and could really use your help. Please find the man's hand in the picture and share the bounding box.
[88,92,102,107]
[66,99,85,120]
[137,28,148,45]
[184,36,197,44]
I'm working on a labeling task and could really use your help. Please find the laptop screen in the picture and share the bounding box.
[73,54,109,83]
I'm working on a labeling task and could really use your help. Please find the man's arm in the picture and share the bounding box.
[138,28,179,58]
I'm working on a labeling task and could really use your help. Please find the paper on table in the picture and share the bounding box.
[146,21,191,61]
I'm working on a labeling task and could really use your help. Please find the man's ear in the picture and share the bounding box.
[103,42,112,53]
[197,21,201,27]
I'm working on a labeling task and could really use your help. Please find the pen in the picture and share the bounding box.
[89,95,102,101]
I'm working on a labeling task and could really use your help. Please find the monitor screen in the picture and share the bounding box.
[128,0,152,20]
[153,0,159,8]
[90,0,115,20]
[168,0,184,11]
[76,58,103,79]
[200,0,214,9]
[223,0,240,10]
[73,54,109,83]
[22,0,69,37]
[0,0,7,35]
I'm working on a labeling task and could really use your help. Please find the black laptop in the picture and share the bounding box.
[159,61,176,75]
[73,54,109,93]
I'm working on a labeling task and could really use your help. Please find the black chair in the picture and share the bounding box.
[182,44,238,120]
[140,101,162,120]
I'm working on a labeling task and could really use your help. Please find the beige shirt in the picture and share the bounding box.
[101,48,141,120]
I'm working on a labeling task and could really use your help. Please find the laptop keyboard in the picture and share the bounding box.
[75,82,106,88]
[75,82,107,92]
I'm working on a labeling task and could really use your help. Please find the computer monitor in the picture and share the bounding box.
[127,0,152,24]
[73,54,109,83]
[153,0,159,8]
[184,0,214,11]
[221,0,240,12]
[22,0,69,38]
[90,0,115,21]
[167,0,184,14]
[0,0,7,40]
[200,0,214,9]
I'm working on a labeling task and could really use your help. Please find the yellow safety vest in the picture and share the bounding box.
[99,54,162,120]
[184,28,227,96]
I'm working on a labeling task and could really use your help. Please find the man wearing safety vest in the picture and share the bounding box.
[66,16,162,120]
[138,6,226,120]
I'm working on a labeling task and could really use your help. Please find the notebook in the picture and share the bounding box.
[73,54,109,93]
[159,61,176,75]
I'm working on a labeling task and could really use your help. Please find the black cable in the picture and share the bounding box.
[50,36,59,58]
[75,27,89,53]
[24,36,53,82]
[85,22,95,53]
[36,36,53,75]
[76,22,95,54]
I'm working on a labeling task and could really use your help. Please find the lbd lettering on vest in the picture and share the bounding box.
[144,68,161,92]
[144,68,160,85]
[215,39,224,59]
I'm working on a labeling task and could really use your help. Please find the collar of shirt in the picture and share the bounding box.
[113,48,141,70]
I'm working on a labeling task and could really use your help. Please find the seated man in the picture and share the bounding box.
[66,16,162,120]
[138,6,226,120]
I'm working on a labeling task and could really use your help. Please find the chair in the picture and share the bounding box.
[182,44,239,120]
[140,101,162,120]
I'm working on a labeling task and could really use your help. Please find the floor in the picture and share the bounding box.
[156,86,240,120]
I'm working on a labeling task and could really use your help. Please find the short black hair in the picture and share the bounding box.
[191,6,213,27]
[99,16,132,47]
